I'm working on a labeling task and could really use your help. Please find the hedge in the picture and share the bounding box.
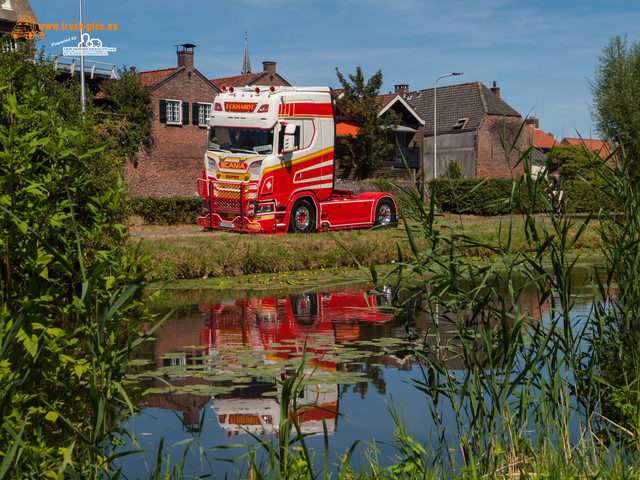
[430,176,618,215]
[126,177,619,225]
[127,196,203,225]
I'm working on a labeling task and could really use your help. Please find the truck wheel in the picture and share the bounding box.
[290,293,318,325]
[374,198,396,227]
[289,199,316,233]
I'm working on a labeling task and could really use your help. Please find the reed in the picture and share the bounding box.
[357,134,639,478]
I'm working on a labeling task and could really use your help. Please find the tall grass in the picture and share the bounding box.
[357,137,639,477]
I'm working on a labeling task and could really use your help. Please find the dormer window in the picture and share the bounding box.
[453,118,468,130]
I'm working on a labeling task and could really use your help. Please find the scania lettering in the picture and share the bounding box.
[197,86,398,234]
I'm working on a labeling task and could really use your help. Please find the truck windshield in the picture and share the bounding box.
[208,126,274,154]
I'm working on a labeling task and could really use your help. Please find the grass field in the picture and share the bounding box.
[129,214,602,281]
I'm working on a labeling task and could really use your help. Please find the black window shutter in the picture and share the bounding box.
[182,102,189,125]
[159,99,167,123]
[192,103,200,125]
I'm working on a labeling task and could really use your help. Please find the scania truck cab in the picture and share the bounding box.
[197,85,397,234]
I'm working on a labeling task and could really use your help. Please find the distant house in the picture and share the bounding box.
[122,45,220,197]
[333,88,425,179]
[526,118,560,153]
[403,81,529,179]
[0,0,40,49]
[561,137,615,159]
[525,118,560,177]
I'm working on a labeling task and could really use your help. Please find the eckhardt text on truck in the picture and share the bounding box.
[197,86,398,234]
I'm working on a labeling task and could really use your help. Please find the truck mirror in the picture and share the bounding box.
[281,123,298,153]
[284,124,297,135]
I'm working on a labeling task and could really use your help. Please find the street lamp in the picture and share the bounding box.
[433,72,463,179]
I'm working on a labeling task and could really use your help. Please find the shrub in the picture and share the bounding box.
[0,42,155,478]
[431,175,618,215]
[128,196,203,224]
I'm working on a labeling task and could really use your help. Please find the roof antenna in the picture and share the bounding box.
[241,30,251,75]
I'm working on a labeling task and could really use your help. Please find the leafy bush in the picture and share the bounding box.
[0,42,155,478]
[431,177,522,215]
[128,196,203,224]
[431,175,618,215]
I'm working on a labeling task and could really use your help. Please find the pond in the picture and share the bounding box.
[118,266,598,478]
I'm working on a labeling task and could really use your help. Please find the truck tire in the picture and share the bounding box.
[289,199,316,233]
[374,198,396,227]
[290,293,318,325]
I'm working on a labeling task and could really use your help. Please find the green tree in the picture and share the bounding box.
[96,66,152,166]
[334,66,399,177]
[546,144,601,178]
[590,35,640,160]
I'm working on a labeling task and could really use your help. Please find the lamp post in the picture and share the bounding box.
[79,0,85,111]
[433,72,463,179]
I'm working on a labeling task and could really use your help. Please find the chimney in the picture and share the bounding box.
[394,84,409,97]
[176,44,195,71]
[263,61,276,80]
[526,117,540,129]
[490,80,500,98]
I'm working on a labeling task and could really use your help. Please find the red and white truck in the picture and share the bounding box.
[197,85,397,234]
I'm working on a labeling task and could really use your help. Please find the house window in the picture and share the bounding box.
[198,102,212,126]
[166,99,182,124]
[159,99,189,125]
[453,118,468,130]
[1,0,12,10]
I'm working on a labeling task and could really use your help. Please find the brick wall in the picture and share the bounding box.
[124,69,218,197]
[475,115,527,178]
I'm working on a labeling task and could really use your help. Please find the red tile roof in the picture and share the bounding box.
[94,67,178,100]
[137,67,179,87]
[561,137,614,158]
[209,73,262,90]
[526,125,560,149]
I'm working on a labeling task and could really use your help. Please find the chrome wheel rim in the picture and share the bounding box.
[294,206,311,231]
[378,204,392,225]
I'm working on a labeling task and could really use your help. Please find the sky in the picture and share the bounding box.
[27,0,640,140]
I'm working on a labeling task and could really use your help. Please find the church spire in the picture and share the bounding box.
[241,30,251,75]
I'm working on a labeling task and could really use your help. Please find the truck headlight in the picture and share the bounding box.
[256,204,274,214]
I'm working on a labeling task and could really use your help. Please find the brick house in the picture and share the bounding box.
[122,43,291,198]
[124,45,220,197]
[404,81,529,179]
[333,89,425,179]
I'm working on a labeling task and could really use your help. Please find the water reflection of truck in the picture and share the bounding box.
[200,287,390,436]
[212,378,338,437]
[197,86,397,234]
[198,287,393,357]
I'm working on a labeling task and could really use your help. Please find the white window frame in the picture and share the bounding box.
[198,102,213,127]
[1,0,13,11]
[166,99,182,125]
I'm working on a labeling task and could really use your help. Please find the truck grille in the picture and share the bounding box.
[198,179,258,215]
